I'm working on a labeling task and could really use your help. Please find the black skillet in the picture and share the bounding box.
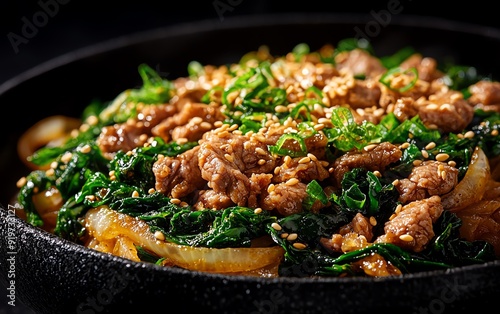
[1,13,500,314]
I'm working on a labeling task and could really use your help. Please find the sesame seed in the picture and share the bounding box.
[50,161,58,169]
[364,144,377,152]
[217,130,229,138]
[180,201,189,207]
[435,153,450,162]
[255,147,267,155]
[413,160,422,166]
[395,204,403,214]
[191,117,203,124]
[258,159,266,165]
[85,195,96,201]
[286,178,299,186]
[267,184,275,193]
[399,234,414,242]
[275,105,288,113]
[45,168,55,177]
[463,130,475,138]
[280,233,289,239]
[298,157,311,164]
[274,166,281,175]
[132,191,140,198]
[224,153,234,162]
[148,188,156,194]
[369,216,377,226]
[307,153,318,161]
[214,121,223,127]
[271,222,282,231]
[254,208,263,214]
[373,170,381,177]
[421,150,429,159]
[389,214,396,221]
[392,179,400,186]
[228,124,239,131]
[139,134,148,142]
[292,242,307,250]
[170,198,181,205]
[16,177,27,188]
[425,142,436,150]
[399,142,410,149]
[287,233,298,241]
[313,123,325,131]
[154,231,165,241]
[492,129,499,136]
[61,152,73,164]
[448,160,457,167]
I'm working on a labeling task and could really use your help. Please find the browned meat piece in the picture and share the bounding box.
[273,155,329,184]
[198,140,251,206]
[305,133,329,161]
[151,101,226,142]
[153,146,206,199]
[399,53,444,82]
[396,160,459,204]
[332,142,402,187]
[338,213,374,242]
[392,97,418,122]
[260,181,308,216]
[468,80,500,112]
[334,49,386,78]
[375,195,443,252]
[347,80,382,108]
[378,79,431,109]
[248,173,273,209]
[416,91,474,133]
[193,190,233,210]
[327,79,381,109]
[97,103,176,155]
[197,128,275,206]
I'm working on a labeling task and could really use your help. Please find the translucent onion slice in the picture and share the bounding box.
[31,186,63,232]
[441,147,490,211]
[17,115,81,170]
[84,206,285,273]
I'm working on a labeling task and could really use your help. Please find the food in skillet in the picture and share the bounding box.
[12,39,500,278]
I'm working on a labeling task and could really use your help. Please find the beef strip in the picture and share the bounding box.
[375,195,443,252]
[396,160,459,204]
[332,142,402,187]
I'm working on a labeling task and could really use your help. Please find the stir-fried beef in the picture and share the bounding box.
[97,104,176,155]
[153,146,206,199]
[261,181,308,216]
[334,49,386,78]
[417,90,474,133]
[396,160,459,204]
[151,101,226,142]
[332,142,402,187]
[399,54,444,82]
[375,195,443,252]
[468,80,500,111]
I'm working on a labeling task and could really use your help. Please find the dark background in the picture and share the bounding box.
[1,0,500,87]
[1,1,499,313]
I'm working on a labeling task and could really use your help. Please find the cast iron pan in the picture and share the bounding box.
[1,13,500,314]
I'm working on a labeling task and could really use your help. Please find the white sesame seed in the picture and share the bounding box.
[399,234,414,242]
[271,222,282,231]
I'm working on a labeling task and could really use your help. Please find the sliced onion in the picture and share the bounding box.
[441,147,490,211]
[31,186,64,232]
[84,206,285,274]
[17,115,81,170]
